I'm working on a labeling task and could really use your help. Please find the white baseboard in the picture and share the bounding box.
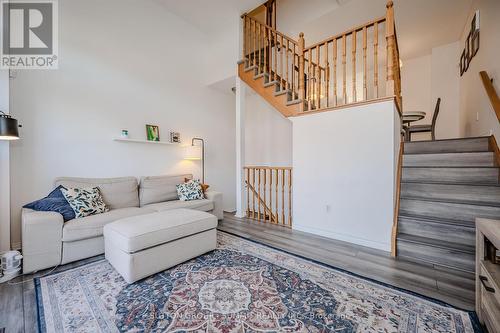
[293,224,391,253]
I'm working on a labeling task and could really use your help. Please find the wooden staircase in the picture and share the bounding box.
[239,1,402,118]
[238,62,302,117]
[396,137,500,274]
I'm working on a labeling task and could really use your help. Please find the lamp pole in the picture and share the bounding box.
[192,137,204,184]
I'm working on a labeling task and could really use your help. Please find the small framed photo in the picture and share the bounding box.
[170,132,181,143]
[472,31,480,57]
[460,50,466,76]
[146,124,160,142]
[465,32,471,72]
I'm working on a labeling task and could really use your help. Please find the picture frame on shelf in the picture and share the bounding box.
[170,132,181,143]
[146,124,160,142]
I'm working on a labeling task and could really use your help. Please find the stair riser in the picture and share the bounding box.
[404,138,490,154]
[400,199,500,223]
[403,152,496,167]
[398,218,475,246]
[401,183,500,205]
[402,168,499,184]
[397,240,475,272]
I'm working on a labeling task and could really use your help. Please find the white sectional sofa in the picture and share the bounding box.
[21,174,223,273]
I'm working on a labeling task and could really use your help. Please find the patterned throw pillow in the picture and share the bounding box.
[61,187,109,218]
[176,179,204,201]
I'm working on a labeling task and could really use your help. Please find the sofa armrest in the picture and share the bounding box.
[205,191,223,220]
[22,208,64,273]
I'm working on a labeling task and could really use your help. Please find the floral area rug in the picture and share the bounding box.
[36,231,481,332]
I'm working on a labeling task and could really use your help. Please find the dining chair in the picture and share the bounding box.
[407,98,441,141]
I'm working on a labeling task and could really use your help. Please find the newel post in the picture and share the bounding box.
[385,1,395,97]
[298,32,305,105]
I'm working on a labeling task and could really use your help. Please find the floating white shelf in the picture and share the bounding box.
[113,138,180,145]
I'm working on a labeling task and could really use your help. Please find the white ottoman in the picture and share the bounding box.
[103,208,217,283]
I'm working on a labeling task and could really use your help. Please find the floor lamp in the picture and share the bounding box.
[185,137,205,184]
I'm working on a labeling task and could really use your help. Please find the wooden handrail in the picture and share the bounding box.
[244,166,292,227]
[480,71,500,123]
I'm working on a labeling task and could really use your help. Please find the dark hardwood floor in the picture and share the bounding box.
[0,212,475,332]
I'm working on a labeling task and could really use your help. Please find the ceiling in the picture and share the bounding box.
[293,0,474,59]
[156,0,474,61]
[154,0,262,36]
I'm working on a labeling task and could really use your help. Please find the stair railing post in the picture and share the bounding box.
[298,32,305,112]
[385,1,395,98]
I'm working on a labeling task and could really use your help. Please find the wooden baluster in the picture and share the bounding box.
[257,168,261,220]
[253,20,256,68]
[316,45,320,109]
[333,38,337,106]
[246,168,250,217]
[280,35,284,91]
[281,168,285,225]
[386,1,396,97]
[252,168,256,218]
[269,169,273,222]
[275,169,279,224]
[324,42,329,108]
[298,33,305,110]
[288,169,292,226]
[363,26,368,100]
[352,31,357,102]
[286,39,289,91]
[292,44,296,99]
[258,24,262,74]
[307,49,313,110]
[263,169,267,221]
[374,22,379,98]
[263,27,267,76]
[274,31,278,84]
[270,29,273,78]
[342,35,347,104]
[243,17,246,62]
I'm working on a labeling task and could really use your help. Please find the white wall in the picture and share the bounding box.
[0,70,10,251]
[401,42,461,140]
[459,0,500,139]
[245,92,293,166]
[9,0,236,247]
[291,100,399,252]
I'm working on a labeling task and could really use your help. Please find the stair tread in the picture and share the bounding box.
[400,197,500,220]
[404,137,490,155]
[400,195,500,207]
[401,180,500,186]
[397,233,475,254]
[398,213,475,228]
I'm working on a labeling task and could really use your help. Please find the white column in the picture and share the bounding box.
[0,70,10,252]
[235,77,246,218]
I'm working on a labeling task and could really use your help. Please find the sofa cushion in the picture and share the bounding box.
[62,207,155,242]
[143,199,214,213]
[103,209,217,253]
[139,174,192,206]
[55,177,139,209]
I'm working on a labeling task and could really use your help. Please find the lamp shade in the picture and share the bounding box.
[185,144,202,160]
[0,113,20,140]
